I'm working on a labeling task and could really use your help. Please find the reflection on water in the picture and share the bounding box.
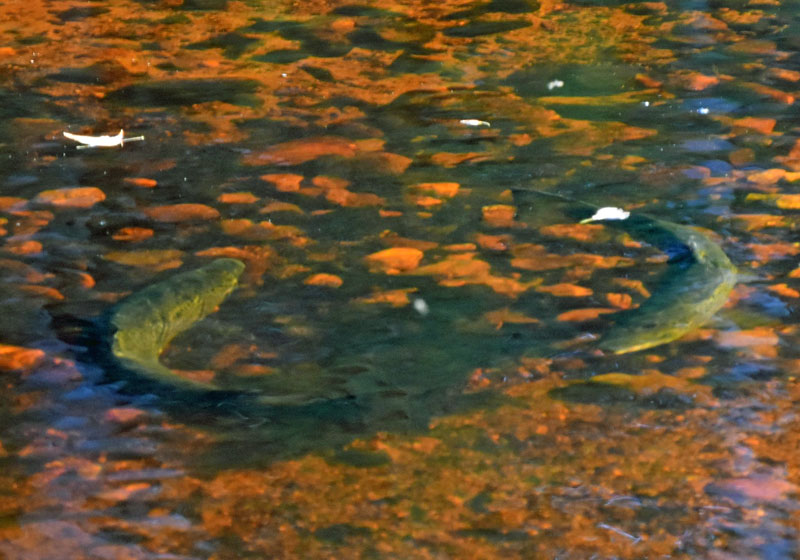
[1,0,800,557]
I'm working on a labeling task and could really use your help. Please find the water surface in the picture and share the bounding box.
[1,0,800,557]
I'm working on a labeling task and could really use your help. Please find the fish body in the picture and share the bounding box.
[512,188,736,355]
[110,258,245,390]
[598,216,736,354]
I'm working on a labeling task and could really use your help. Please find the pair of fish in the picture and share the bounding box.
[109,193,737,397]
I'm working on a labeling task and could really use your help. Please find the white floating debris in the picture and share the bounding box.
[579,206,631,223]
[547,79,564,90]
[63,129,145,149]
[697,107,709,115]
[412,297,429,316]
[459,119,491,127]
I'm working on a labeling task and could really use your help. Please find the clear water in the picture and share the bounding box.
[1,0,800,557]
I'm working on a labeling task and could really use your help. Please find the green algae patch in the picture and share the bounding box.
[111,258,245,390]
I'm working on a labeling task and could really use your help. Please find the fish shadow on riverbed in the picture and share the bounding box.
[64,307,518,469]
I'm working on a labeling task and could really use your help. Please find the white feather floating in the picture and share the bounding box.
[63,129,144,149]
[459,119,491,127]
[580,207,631,223]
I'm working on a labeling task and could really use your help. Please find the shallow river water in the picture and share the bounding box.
[1,0,800,557]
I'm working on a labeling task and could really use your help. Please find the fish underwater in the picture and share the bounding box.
[110,257,245,391]
[596,214,736,354]
[96,194,737,464]
[511,188,737,356]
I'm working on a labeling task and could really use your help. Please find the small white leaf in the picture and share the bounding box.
[63,129,144,148]
[459,119,491,127]
[580,207,630,223]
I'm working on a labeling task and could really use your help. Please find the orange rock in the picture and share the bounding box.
[18,285,64,301]
[219,219,309,246]
[5,210,52,235]
[325,188,384,208]
[144,203,219,222]
[758,193,800,209]
[635,73,662,88]
[112,227,154,242]
[482,205,516,227]
[210,343,258,369]
[540,223,605,242]
[674,366,707,379]
[509,133,533,146]
[379,210,403,218]
[218,192,259,204]
[475,233,510,251]
[732,117,776,135]
[536,283,592,297]
[768,283,800,298]
[444,243,477,252]
[355,288,415,307]
[34,187,105,208]
[415,254,488,280]
[746,169,800,186]
[0,344,45,371]
[123,177,158,188]
[76,271,95,289]
[260,201,303,214]
[747,241,800,262]
[508,133,533,147]
[606,292,633,309]
[0,258,51,282]
[4,239,42,255]
[304,273,343,288]
[716,327,779,356]
[218,219,252,237]
[512,250,633,272]
[358,151,413,174]
[743,82,795,104]
[675,71,719,91]
[196,245,274,285]
[729,148,754,166]
[311,175,384,207]
[104,249,183,270]
[732,214,786,232]
[232,364,276,377]
[0,197,26,211]
[557,308,616,322]
[104,407,147,424]
[242,136,357,166]
[260,173,304,192]
[612,278,651,298]
[312,175,350,190]
[767,67,800,82]
[484,308,539,329]
[412,182,460,198]
[365,247,424,274]
[96,482,151,502]
[414,196,443,208]
[173,369,216,385]
[330,17,356,32]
